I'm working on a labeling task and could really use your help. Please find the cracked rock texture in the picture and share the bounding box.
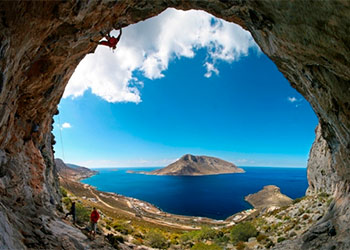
[307,124,339,195]
[0,0,349,249]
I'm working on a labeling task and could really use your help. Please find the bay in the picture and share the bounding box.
[81,167,308,220]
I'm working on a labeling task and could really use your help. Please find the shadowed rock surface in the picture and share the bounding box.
[148,154,244,176]
[0,0,349,249]
[245,185,293,210]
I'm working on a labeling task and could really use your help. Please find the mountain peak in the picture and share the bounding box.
[149,154,245,176]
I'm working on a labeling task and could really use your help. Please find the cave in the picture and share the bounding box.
[0,1,349,249]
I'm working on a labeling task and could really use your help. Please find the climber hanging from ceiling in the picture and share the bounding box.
[91,28,122,50]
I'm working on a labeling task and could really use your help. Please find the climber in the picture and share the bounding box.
[91,28,122,50]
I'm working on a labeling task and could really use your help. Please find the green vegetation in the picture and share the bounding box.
[293,196,306,204]
[60,178,331,250]
[60,186,68,197]
[106,234,124,249]
[318,192,329,198]
[277,236,286,243]
[145,230,168,249]
[230,222,258,243]
[327,197,333,206]
[181,226,217,243]
[256,234,267,242]
[111,220,134,235]
[75,202,90,225]
[62,196,71,207]
[236,241,246,250]
[191,242,222,250]
[283,215,291,221]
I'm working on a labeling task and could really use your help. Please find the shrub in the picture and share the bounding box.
[230,222,258,243]
[191,242,222,250]
[180,227,217,244]
[132,238,143,245]
[214,234,230,245]
[265,239,275,249]
[106,234,123,249]
[256,234,267,242]
[294,196,307,204]
[75,203,90,226]
[283,216,291,221]
[318,192,329,198]
[145,230,168,249]
[277,237,286,243]
[62,197,71,207]
[170,234,180,245]
[298,208,305,215]
[236,241,246,250]
[275,215,282,220]
[112,221,134,235]
[327,198,333,206]
[196,226,217,241]
[60,186,68,197]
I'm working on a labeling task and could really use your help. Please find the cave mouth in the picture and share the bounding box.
[1,1,349,249]
[53,9,317,219]
[54,8,317,170]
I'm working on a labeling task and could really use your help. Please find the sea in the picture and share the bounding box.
[81,167,308,220]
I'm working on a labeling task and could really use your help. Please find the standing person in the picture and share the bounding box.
[89,207,100,239]
[64,201,76,224]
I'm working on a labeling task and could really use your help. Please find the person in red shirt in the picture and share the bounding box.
[89,207,100,239]
[91,28,122,50]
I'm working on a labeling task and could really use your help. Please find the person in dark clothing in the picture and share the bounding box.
[64,201,76,224]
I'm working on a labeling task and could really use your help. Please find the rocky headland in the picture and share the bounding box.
[55,158,97,181]
[135,154,244,176]
[245,185,293,212]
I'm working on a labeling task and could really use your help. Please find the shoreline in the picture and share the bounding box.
[82,170,255,220]
[62,171,257,231]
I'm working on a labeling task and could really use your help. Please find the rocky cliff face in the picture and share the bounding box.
[149,154,244,176]
[307,125,339,195]
[0,0,349,249]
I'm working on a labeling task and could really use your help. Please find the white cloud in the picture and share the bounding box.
[288,97,297,103]
[64,8,258,103]
[288,96,303,107]
[61,122,72,129]
[204,62,219,78]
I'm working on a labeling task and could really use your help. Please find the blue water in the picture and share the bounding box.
[81,167,308,220]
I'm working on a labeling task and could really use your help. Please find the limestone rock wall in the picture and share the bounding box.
[0,0,349,249]
[307,124,339,195]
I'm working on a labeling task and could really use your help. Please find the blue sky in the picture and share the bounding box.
[53,9,318,168]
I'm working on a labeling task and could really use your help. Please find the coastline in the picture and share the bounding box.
[62,171,256,231]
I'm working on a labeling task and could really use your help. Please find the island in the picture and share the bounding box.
[130,154,245,176]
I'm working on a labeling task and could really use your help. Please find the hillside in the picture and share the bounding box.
[147,154,244,176]
[55,158,97,181]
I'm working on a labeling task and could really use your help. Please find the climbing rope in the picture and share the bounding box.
[56,110,65,161]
